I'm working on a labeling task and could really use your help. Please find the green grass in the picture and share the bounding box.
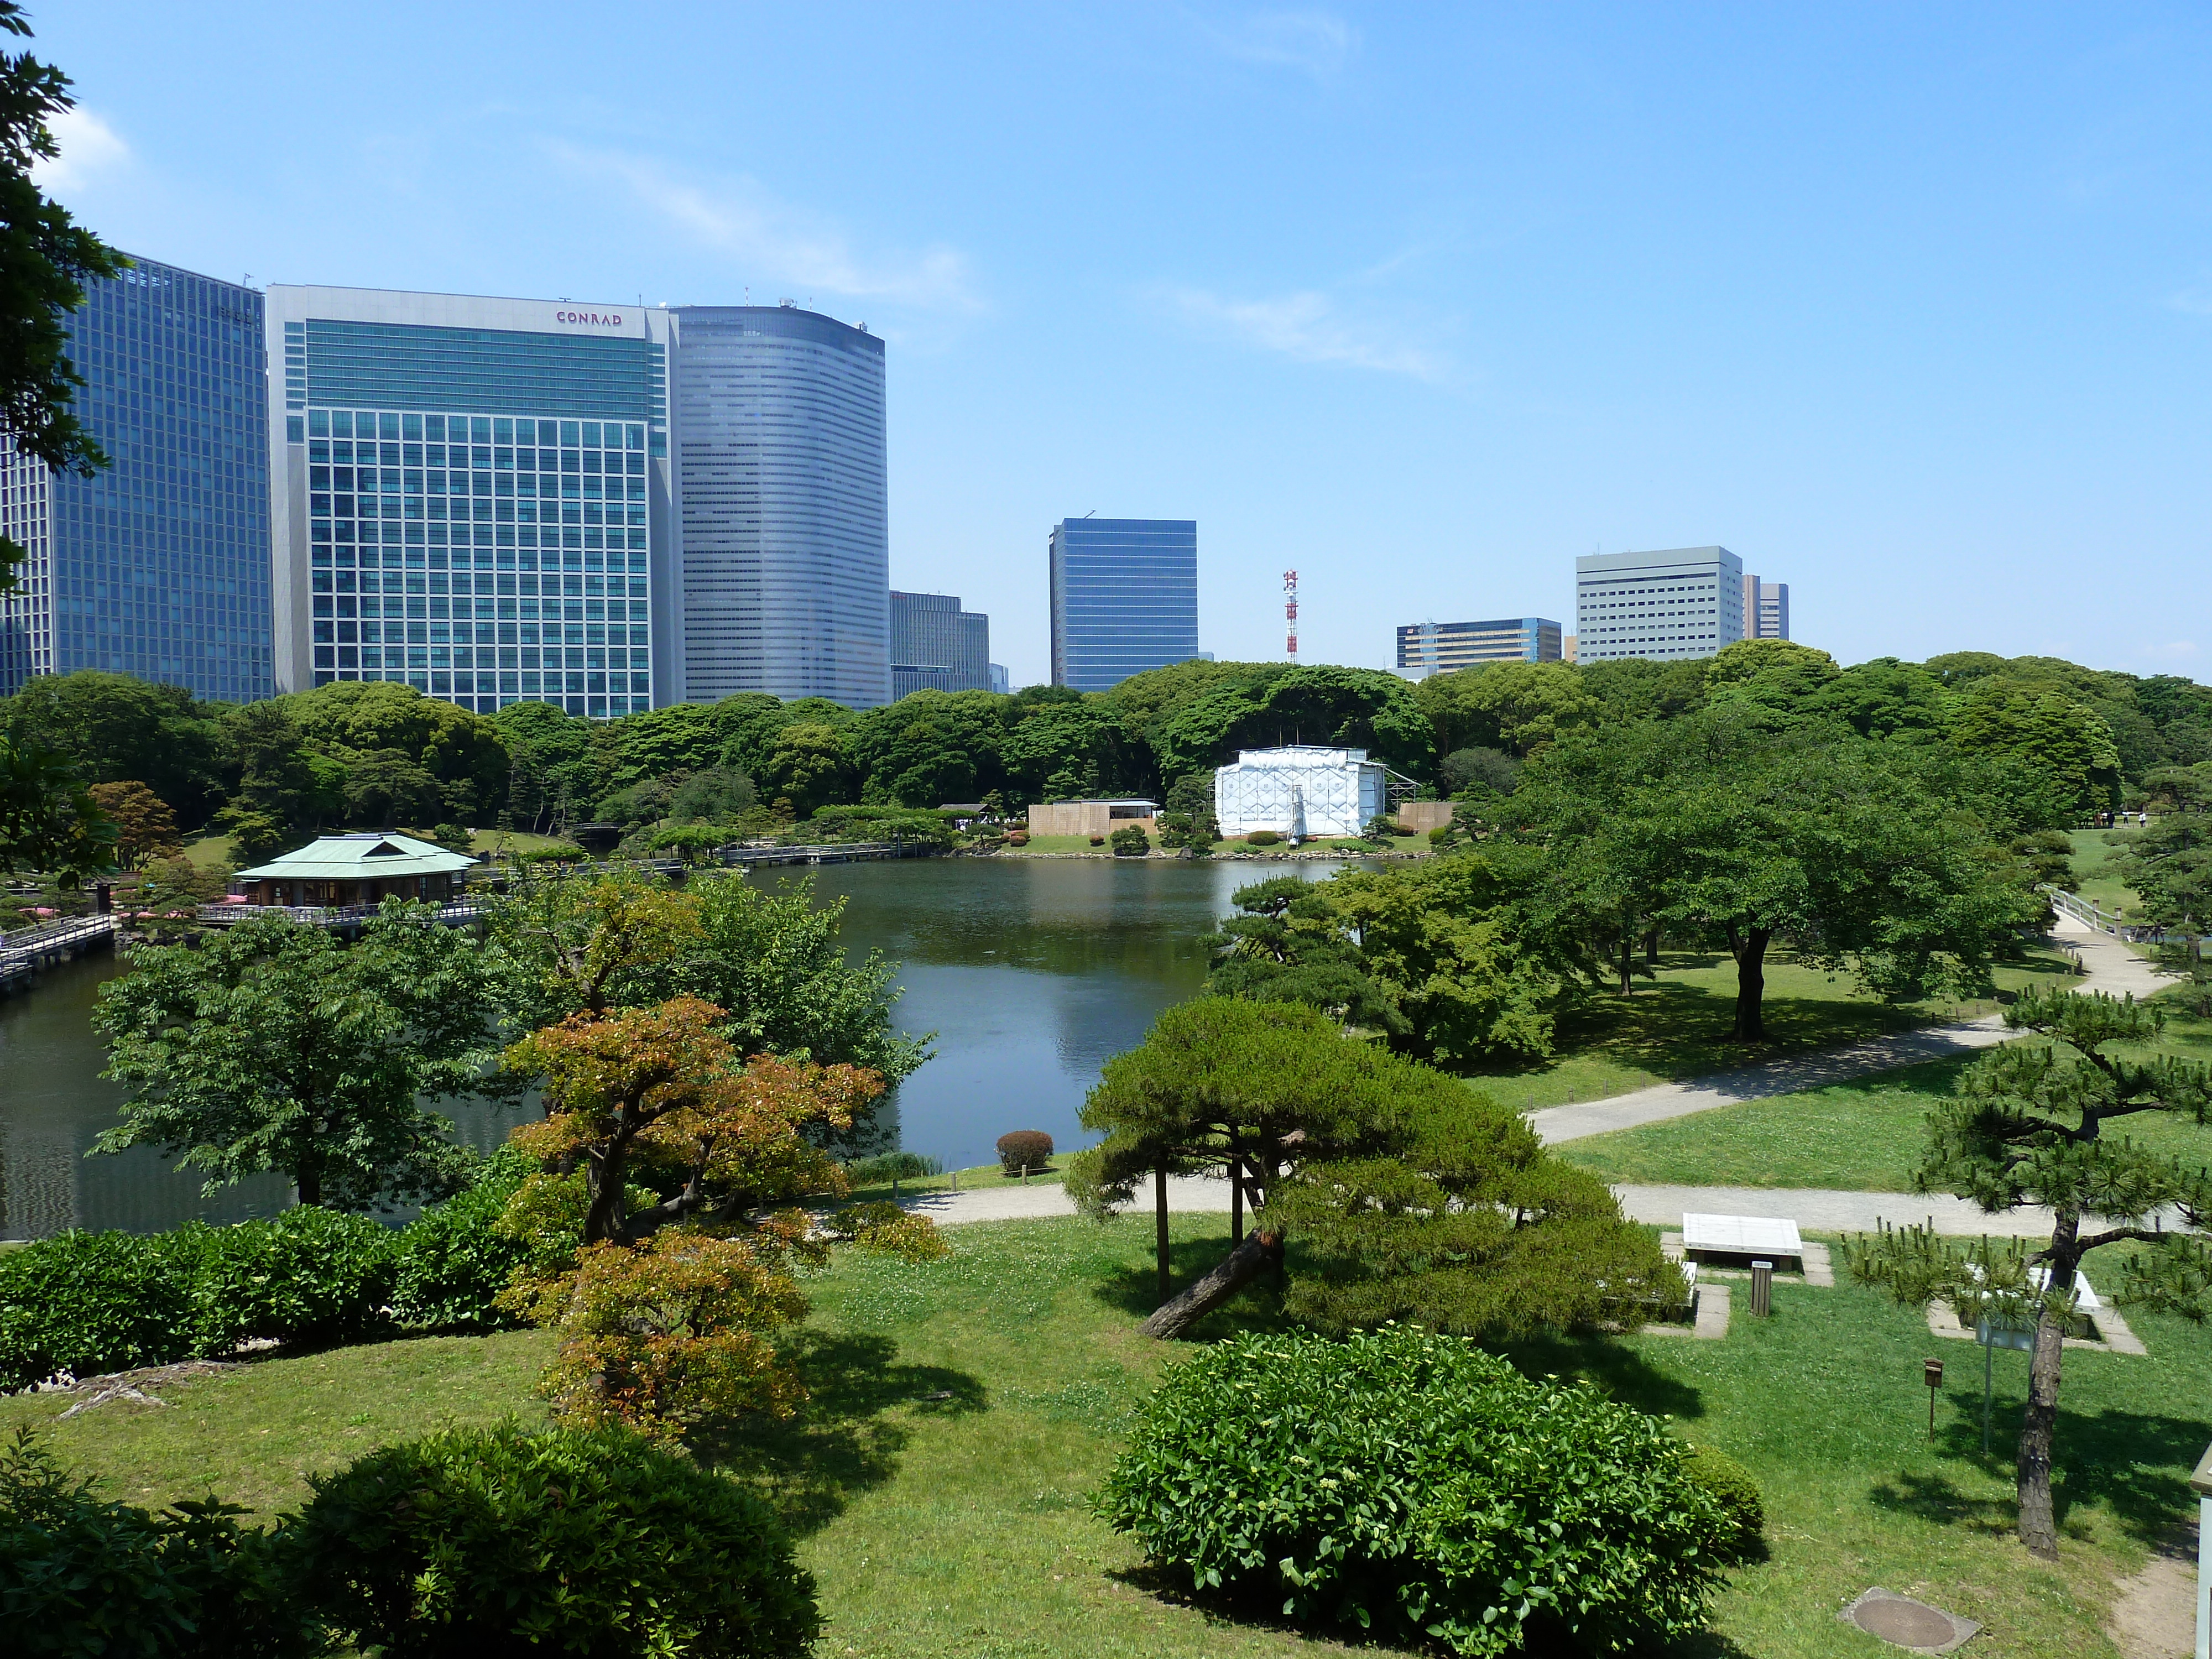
[1557,986,2212,1191]
[469,827,577,855]
[844,1159,1068,1203]
[1467,948,2082,1113]
[3,1217,2199,1657]
[2068,827,2140,919]
[176,832,236,870]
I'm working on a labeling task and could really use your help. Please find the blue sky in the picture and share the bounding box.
[31,3,2212,687]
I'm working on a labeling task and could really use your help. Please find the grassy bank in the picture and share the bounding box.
[3,1214,2200,1657]
[2068,827,2140,919]
[1467,947,2081,1113]
[1556,987,2212,1190]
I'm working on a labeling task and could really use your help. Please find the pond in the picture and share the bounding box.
[0,855,1361,1239]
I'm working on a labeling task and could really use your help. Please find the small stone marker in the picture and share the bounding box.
[1839,1587,1981,1653]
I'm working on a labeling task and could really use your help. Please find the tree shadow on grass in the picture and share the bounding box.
[1087,1234,1305,1340]
[695,1329,983,1537]
[1869,1404,2211,1548]
[1490,1327,1707,1421]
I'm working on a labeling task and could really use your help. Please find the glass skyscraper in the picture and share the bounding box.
[264,286,674,717]
[669,305,889,708]
[889,590,990,698]
[0,254,272,703]
[1047,518,1198,692]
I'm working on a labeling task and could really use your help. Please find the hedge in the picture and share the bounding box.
[0,1156,531,1392]
[1097,1326,1734,1656]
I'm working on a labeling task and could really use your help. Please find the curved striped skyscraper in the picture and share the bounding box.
[669,305,889,708]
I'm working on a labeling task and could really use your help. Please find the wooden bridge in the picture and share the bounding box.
[0,912,119,993]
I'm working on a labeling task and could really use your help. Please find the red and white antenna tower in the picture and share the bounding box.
[1284,568,1299,659]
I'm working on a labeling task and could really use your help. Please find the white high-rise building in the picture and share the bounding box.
[1741,573,1791,640]
[1574,547,1744,663]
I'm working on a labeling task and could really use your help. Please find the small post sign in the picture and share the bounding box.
[1923,1358,1944,1441]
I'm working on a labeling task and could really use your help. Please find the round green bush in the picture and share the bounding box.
[285,1421,818,1657]
[1098,1327,1733,1657]
[1679,1443,1764,1559]
[1244,828,1281,846]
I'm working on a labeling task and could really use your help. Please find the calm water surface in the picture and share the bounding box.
[0,857,1357,1238]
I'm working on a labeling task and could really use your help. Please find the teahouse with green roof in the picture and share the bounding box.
[232,832,477,909]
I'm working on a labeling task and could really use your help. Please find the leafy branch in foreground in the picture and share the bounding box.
[1844,984,2211,1559]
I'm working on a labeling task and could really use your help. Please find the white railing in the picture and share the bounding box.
[2041,884,2191,948]
[0,912,118,968]
[199,899,486,928]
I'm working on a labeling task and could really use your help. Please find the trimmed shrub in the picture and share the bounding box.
[1087,833,1105,846]
[185,1207,398,1355]
[391,1148,535,1333]
[995,1130,1054,1175]
[1680,1443,1764,1559]
[285,1420,818,1657]
[1244,829,1281,847]
[0,1429,314,1658]
[843,1151,943,1187]
[1109,824,1150,856]
[1006,831,1030,847]
[1098,1327,1733,1657]
[0,1230,196,1391]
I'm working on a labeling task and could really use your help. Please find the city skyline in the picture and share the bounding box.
[30,5,2209,690]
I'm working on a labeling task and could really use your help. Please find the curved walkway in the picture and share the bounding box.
[902,920,2179,1235]
[1526,915,2172,1147]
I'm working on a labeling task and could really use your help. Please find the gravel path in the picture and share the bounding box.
[1527,916,2173,1146]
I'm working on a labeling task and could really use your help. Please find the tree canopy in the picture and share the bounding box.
[1067,999,1678,1339]
[93,904,500,1208]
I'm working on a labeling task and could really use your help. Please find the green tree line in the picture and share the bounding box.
[3,640,2203,868]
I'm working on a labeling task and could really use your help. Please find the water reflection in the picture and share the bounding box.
[0,857,1360,1237]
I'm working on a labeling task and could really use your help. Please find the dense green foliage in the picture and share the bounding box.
[1097,1327,1732,1656]
[0,1209,399,1392]
[93,903,500,1209]
[286,1421,819,1657]
[0,1430,314,1658]
[388,1149,536,1334]
[1070,999,1678,1334]
[1679,1444,1765,1561]
[2,643,2199,865]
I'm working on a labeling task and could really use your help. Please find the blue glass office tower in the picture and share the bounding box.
[264,286,674,716]
[1047,518,1198,692]
[0,254,273,702]
[890,590,989,697]
[669,305,889,708]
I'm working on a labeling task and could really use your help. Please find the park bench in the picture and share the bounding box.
[1681,1212,1803,1273]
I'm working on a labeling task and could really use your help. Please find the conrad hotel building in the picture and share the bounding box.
[265,286,675,714]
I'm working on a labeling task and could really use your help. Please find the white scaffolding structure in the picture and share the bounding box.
[1213,747,1387,841]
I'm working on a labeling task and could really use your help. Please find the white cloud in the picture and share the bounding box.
[32,106,128,191]
[550,143,979,312]
[1203,9,1357,80]
[1165,286,1447,380]
[2168,283,2212,317]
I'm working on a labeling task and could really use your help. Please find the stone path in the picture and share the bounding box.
[2106,1524,2201,1659]
[1527,916,2173,1147]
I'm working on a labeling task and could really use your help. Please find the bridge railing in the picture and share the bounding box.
[197,900,486,928]
[0,913,117,961]
[2039,883,2191,947]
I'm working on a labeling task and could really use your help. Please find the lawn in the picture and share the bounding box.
[1467,947,2081,1113]
[1556,987,2212,1191]
[2069,827,2140,920]
[3,1214,2201,1658]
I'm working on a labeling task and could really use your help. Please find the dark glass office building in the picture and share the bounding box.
[1047,517,1198,692]
[890,590,989,697]
[264,285,672,716]
[0,254,272,702]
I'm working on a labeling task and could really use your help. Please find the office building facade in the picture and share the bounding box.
[670,305,888,708]
[1395,616,1561,679]
[889,590,989,698]
[0,254,272,703]
[265,286,672,717]
[1048,517,1197,692]
[1574,546,1744,662]
[989,662,1009,695]
[1741,573,1790,640]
